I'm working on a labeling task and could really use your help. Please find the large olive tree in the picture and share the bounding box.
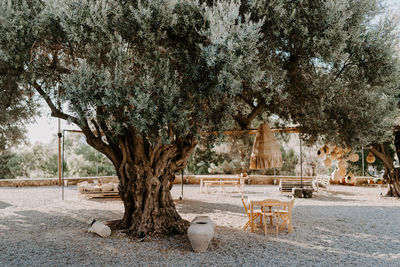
[1,0,398,236]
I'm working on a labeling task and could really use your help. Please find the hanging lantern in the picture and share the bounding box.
[338,167,346,177]
[329,145,337,151]
[366,152,375,164]
[323,157,332,167]
[249,123,282,169]
[333,170,342,182]
[349,153,359,162]
[337,159,347,169]
[344,147,352,154]
[331,152,338,161]
[334,147,343,154]
[322,145,330,154]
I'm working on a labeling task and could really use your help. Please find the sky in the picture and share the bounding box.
[26,0,400,145]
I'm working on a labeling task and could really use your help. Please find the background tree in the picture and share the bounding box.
[1,0,399,237]
[0,135,115,178]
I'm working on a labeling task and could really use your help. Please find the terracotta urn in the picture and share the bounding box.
[188,216,215,253]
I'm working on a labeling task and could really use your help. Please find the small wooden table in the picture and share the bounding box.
[198,175,247,193]
[249,197,294,233]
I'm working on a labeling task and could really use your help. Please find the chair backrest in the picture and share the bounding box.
[287,197,295,212]
[241,196,249,215]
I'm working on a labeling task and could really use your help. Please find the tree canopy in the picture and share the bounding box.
[1,0,398,151]
[1,0,399,235]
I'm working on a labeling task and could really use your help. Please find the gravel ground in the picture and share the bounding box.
[0,184,399,267]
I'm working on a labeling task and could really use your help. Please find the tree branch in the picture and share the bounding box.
[31,81,79,124]
[335,54,353,80]
[369,146,393,170]
[233,99,267,129]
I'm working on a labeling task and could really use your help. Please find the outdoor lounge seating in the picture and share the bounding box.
[313,175,330,190]
[279,177,314,193]
[78,181,119,199]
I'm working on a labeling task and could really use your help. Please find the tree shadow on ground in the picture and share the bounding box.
[0,200,12,209]
[176,199,243,215]
[1,203,400,266]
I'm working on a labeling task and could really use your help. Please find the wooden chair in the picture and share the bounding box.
[241,197,262,230]
[261,199,280,236]
[274,197,295,233]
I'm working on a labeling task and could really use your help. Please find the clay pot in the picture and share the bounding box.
[191,216,216,230]
[349,153,359,162]
[188,217,214,252]
[323,157,332,167]
[366,152,375,164]
[331,152,338,161]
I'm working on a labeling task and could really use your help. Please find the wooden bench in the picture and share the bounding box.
[313,175,330,190]
[198,175,246,193]
[203,180,243,193]
[279,177,314,193]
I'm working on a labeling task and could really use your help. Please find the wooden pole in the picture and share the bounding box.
[362,146,365,176]
[300,136,303,188]
[58,118,62,186]
[62,130,65,200]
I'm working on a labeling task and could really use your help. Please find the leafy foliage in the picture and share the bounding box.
[186,135,299,175]
[0,0,399,168]
[0,135,115,179]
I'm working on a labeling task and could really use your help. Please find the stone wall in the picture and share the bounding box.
[0,176,118,187]
[0,174,371,187]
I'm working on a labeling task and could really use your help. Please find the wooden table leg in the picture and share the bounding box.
[269,206,273,225]
[288,205,293,233]
[250,203,254,232]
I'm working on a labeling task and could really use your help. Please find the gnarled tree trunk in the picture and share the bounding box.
[370,140,400,197]
[89,132,197,237]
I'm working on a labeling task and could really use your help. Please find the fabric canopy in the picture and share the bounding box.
[250,123,282,169]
